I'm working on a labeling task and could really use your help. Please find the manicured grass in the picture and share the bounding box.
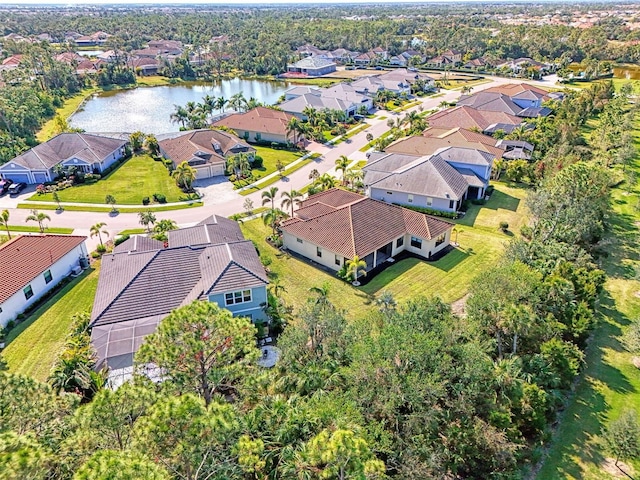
[28,155,186,205]
[288,78,341,87]
[233,147,304,189]
[117,228,146,236]
[136,76,178,87]
[37,87,98,142]
[239,154,319,196]
[3,264,100,382]
[17,201,204,213]
[340,123,369,140]
[6,225,74,234]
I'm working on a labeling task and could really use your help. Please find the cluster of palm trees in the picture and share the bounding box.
[172,161,197,191]
[170,92,263,130]
[286,106,364,144]
[226,152,253,179]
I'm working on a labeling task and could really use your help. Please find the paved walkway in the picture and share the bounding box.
[0,74,558,249]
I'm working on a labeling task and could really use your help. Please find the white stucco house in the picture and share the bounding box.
[0,235,88,328]
[0,133,128,185]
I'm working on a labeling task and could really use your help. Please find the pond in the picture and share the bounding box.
[69,78,292,134]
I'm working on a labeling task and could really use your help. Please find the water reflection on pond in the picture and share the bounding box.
[69,77,291,134]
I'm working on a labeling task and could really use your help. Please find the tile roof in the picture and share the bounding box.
[427,106,523,131]
[0,235,86,304]
[212,107,294,137]
[386,127,504,158]
[112,235,164,254]
[432,146,495,166]
[4,133,126,170]
[282,189,453,259]
[457,92,523,116]
[288,57,336,69]
[90,217,267,327]
[279,93,350,116]
[158,129,254,166]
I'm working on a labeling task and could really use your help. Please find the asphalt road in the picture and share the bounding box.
[0,74,558,251]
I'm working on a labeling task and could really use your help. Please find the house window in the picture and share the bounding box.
[24,285,34,300]
[43,269,53,284]
[386,191,393,195]
[408,194,414,203]
[410,236,422,249]
[317,247,322,258]
[225,289,252,306]
[449,200,455,210]
[297,238,303,244]
[335,255,341,266]
[426,197,433,206]
[396,237,404,248]
[436,233,446,247]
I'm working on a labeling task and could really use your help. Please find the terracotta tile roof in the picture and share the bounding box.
[4,133,126,171]
[212,107,294,137]
[387,127,504,159]
[428,106,522,131]
[298,188,363,209]
[158,129,255,166]
[0,235,86,304]
[484,83,549,99]
[282,189,453,259]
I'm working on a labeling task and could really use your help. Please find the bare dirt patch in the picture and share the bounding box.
[634,291,640,298]
[602,458,635,478]
[451,294,469,317]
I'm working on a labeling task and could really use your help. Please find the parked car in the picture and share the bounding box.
[7,182,26,196]
[0,179,13,196]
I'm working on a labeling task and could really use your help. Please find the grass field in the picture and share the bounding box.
[17,201,203,213]
[5,225,74,234]
[535,87,640,480]
[3,264,100,382]
[239,154,319,196]
[37,87,98,142]
[233,147,305,189]
[28,155,186,205]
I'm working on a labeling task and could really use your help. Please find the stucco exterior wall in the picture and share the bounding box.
[369,187,458,212]
[208,285,268,322]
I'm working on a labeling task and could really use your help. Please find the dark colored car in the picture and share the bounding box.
[7,182,26,196]
[0,179,13,196]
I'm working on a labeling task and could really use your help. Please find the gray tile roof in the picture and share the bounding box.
[170,215,244,247]
[4,133,126,170]
[457,92,523,116]
[288,57,336,69]
[113,235,164,254]
[432,146,495,167]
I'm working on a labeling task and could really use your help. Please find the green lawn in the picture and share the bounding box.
[535,87,640,479]
[3,264,100,382]
[238,154,318,196]
[6,225,74,234]
[28,155,186,205]
[18,201,203,213]
[37,87,98,142]
[233,146,304,188]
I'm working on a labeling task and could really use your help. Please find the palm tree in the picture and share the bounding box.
[105,194,117,214]
[90,222,109,247]
[215,96,227,113]
[201,94,216,121]
[280,189,303,217]
[152,218,178,241]
[0,209,10,239]
[286,117,302,144]
[25,209,51,233]
[461,85,473,95]
[376,290,397,315]
[169,105,189,128]
[262,208,285,238]
[228,152,252,178]
[144,134,160,157]
[172,161,197,191]
[261,186,279,211]
[308,282,331,305]
[346,255,367,286]
[308,169,320,182]
[52,191,63,211]
[335,155,350,185]
[138,210,157,233]
[317,173,337,190]
[228,92,247,112]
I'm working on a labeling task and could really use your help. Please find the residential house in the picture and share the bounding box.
[328,48,359,64]
[0,133,128,185]
[321,83,374,112]
[0,235,88,328]
[364,146,494,211]
[351,69,435,96]
[463,57,493,69]
[427,105,524,134]
[90,215,268,381]
[386,126,505,159]
[483,83,551,109]
[0,54,24,71]
[295,44,329,58]
[428,49,462,67]
[129,57,160,76]
[212,106,299,144]
[279,83,372,118]
[354,51,377,66]
[400,49,426,65]
[457,91,552,118]
[158,129,255,179]
[279,93,351,120]
[286,57,336,77]
[389,55,408,67]
[281,189,454,274]
[75,31,111,47]
[497,57,553,76]
[495,139,535,160]
[147,40,184,53]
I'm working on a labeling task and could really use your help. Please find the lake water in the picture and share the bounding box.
[69,78,291,134]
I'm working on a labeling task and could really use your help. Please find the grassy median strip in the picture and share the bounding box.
[5,225,74,234]
[17,202,203,213]
[239,154,320,196]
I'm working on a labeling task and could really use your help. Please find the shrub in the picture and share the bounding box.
[5,320,15,331]
[251,155,264,168]
[114,234,130,246]
[499,221,509,232]
[142,196,150,205]
[520,225,533,239]
[153,193,167,204]
[96,244,107,253]
[91,251,101,259]
[229,175,237,183]
[393,203,458,219]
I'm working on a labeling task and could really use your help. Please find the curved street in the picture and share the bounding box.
[0,74,557,251]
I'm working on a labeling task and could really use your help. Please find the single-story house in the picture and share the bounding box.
[427,105,524,134]
[0,133,128,185]
[427,49,462,67]
[386,126,505,159]
[158,129,255,179]
[129,57,160,75]
[351,69,435,96]
[212,106,298,144]
[279,93,351,120]
[0,235,88,328]
[281,188,454,274]
[483,83,551,109]
[364,146,495,211]
[90,215,268,381]
[286,57,336,77]
[75,31,111,47]
[495,139,535,160]
[457,91,552,118]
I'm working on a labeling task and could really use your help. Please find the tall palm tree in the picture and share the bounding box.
[172,161,197,191]
[335,155,350,185]
[25,209,51,233]
[317,173,337,190]
[261,186,279,211]
[170,105,189,128]
[201,94,216,121]
[346,255,367,286]
[286,117,302,144]
[138,210,157,233]
[0,209,10,239]
[215,96,227,113]
[280,189,303,217]
[228,92,247,112]
[262,208,285,238]
[228,152,252,178]
[90,222,109,247]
